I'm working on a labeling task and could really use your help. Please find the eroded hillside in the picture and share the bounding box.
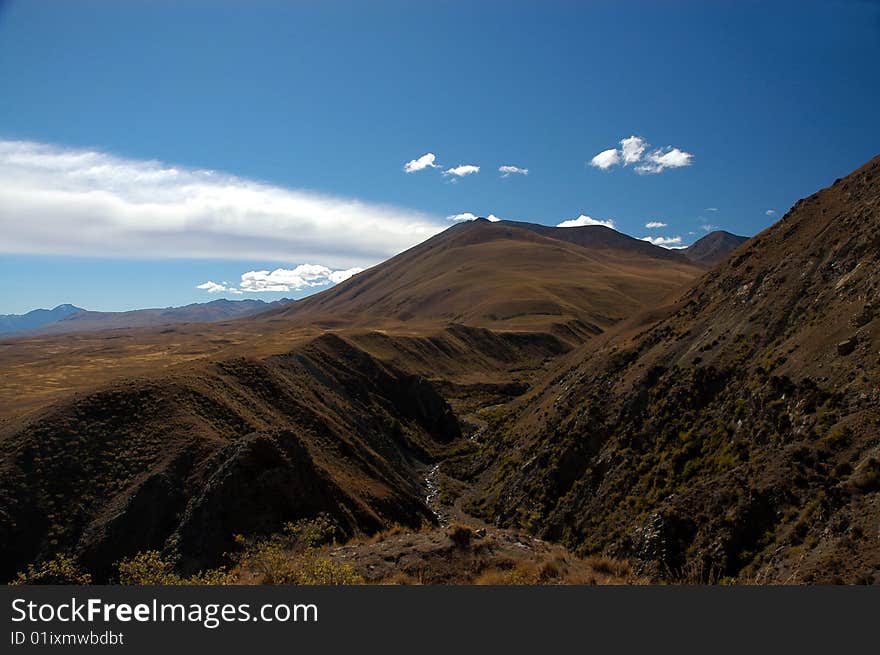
[467,156,880,584]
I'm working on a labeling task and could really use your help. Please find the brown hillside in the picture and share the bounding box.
[0,218,705,582]
[468,155,880,584]
[270,218,704,334]
[0,333,461,580]
[0,219,703,421]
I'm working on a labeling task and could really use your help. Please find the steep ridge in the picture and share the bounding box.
[0,333,460,581]
[683,230,749,267]
[469,156,880,583]
[270,218,704,335]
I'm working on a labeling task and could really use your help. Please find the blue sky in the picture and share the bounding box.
[1,0,879,313]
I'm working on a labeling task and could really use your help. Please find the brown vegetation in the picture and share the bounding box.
[3,158,879,585]
[468,156,880,584]
[0,220,703,583]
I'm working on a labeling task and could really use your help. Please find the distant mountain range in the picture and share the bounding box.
[0,303,84,334]
[0,298,292,336]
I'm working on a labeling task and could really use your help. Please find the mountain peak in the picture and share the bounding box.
[269,215,704,333]
[683,230,749,267]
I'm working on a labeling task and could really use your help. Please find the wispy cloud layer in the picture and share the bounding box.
[589,135,693,174]
[498,165,528,177]
[556,214,615,229]
[0,140,445,266]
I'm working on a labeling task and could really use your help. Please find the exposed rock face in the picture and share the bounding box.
[837,338,857,356]
[471,155,880,583]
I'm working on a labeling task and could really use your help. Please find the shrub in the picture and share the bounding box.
[283,514,338,548]
[822,424,851,450]
[236,514,362,585]
[238,540,362,585]
[13,554,92,585]
[117,551,178,585]
[116,551,234,585]
[288,557,363,585]
[448,524,473,548]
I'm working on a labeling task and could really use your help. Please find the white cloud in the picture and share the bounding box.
[237,264,364,292]
[404,152,440,173]
[589,136,693,174]
[0,140,445,267]
[705,207,719,212]
[198,264,364,294]
[589,148,621,170]
[447,212,501,222]
[443,164,480,177]
[499,165,528,177]
[765,209,776,216]
[645,221,667,228]
[197,281,228,294]
[635,147,693,174]
[620,136,647,165]
[641,235,683,247]
[556,214,615,229]
[701,224,718,232]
